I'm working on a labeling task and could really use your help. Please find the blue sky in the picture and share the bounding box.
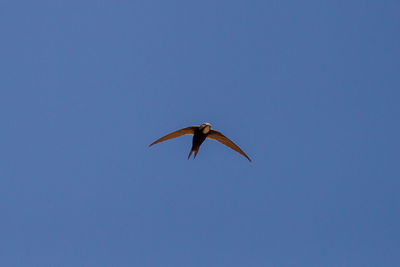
[1,1,399,266]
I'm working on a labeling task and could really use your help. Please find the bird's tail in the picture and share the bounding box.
[188,149,193,159]
[188,147,199,159]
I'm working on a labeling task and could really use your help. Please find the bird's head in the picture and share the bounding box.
[200,122,211,134]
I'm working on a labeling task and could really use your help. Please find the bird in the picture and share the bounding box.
[149,123,251,162]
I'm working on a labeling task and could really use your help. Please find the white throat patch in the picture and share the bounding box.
[202,126,210,134]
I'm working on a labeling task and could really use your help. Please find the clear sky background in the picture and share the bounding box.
[1,1,399,266]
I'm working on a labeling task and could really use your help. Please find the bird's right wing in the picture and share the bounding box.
[207,130,252,162]
[149,126,197,147]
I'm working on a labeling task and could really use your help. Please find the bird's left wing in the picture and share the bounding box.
[207,130,252,162]
[149,126,197,147]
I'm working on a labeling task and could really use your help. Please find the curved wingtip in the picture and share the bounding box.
[241,153,252,162]
[149,126,197,148]
[207,130,252,162]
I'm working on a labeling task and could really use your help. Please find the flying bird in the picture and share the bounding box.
[149,123,251,162]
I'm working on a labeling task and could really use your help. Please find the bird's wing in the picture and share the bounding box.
[149,126,197,147]
[207,130,252,162]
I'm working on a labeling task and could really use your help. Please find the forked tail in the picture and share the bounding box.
[188,149,193,159]
[187,148,199,159]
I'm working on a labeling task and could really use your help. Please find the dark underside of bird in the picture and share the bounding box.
[149,123,251,162]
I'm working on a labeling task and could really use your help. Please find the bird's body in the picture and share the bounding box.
[149,123,251,162]
[188,123,210,159]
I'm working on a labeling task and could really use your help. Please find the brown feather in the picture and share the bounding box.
[207,130,252,162]
[149,126,197,147]
[188,149,194,159]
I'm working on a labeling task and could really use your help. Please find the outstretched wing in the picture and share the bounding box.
[207,130,251,162]
[149,126,197,147]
